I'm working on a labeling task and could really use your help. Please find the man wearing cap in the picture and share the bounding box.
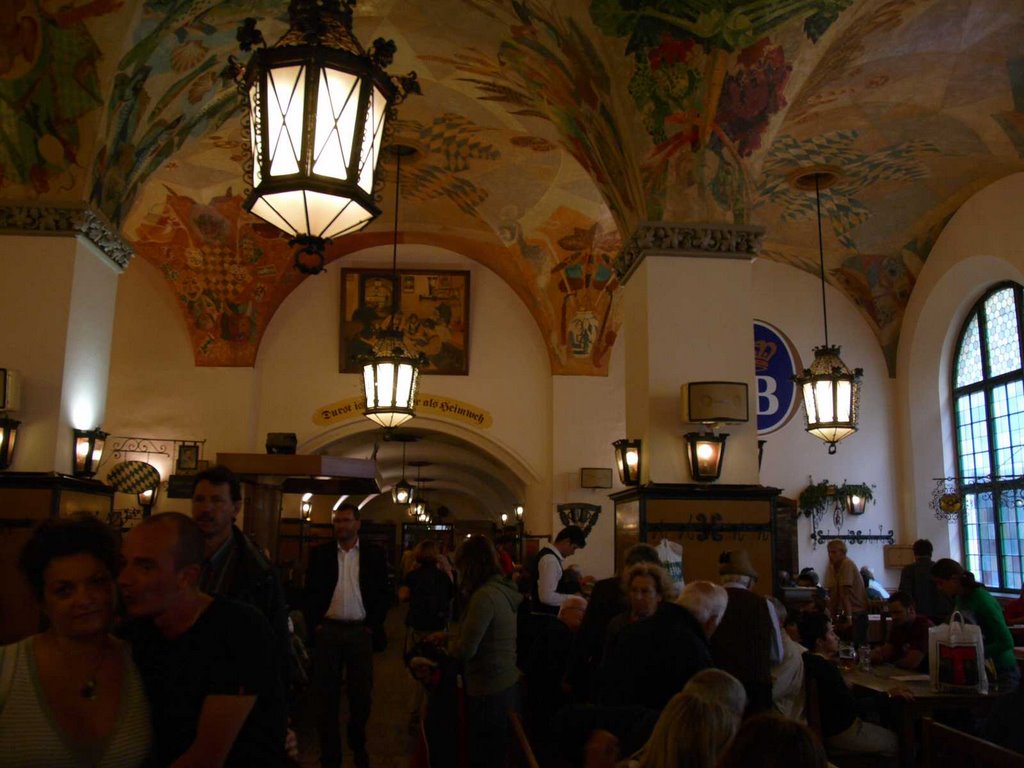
[533,525,588,614]
[709,549,783,714]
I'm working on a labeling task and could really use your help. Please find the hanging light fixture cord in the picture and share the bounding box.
[389,150,402,334]
[815,173,829,348]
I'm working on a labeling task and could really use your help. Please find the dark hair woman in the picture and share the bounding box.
[931,558,1019,691]
[0,514,151,766]
[450,534,522,768]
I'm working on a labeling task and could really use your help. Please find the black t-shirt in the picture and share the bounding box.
[127,596,288,767]
[802,652,857,738]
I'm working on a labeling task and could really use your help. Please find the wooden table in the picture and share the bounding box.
[843,664,1003,767]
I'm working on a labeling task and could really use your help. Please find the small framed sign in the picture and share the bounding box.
[177,444,199,472]
[580,467,613,489]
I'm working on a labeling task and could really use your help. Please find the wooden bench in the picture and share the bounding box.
[922,717,1024,768]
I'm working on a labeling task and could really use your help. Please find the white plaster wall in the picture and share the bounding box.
[753,259,898,587]
[62,240,120,437]
[254,245,553,526]
[624,256,760,485]
[0,236,119,472]
[105,255,261,514]
[0,236,75,471]
[898,172,1024,564]
[550,337,626,580]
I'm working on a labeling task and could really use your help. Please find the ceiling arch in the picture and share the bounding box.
[3,1,1024,376]
[312,423,528,525]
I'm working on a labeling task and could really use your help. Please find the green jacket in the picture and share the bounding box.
[451,575,522,696]
[957,587,1015,672]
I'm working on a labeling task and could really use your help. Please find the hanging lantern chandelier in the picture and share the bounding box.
[362,146,426,428]
[391,437,414,505]
[791,170,863,454]
[226,0,420,274]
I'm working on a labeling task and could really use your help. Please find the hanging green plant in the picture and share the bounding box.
[798,479,837,518]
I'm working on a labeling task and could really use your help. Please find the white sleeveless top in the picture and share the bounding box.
[0,637,152,767]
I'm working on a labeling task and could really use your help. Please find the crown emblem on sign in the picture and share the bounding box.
[754,340,778,370]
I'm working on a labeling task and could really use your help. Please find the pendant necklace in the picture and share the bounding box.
[80,641,109,701]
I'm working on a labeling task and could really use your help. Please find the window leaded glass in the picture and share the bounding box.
[952,283,1024,591]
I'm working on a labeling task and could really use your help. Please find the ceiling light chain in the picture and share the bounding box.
[360,146,427,428]
[792,170,863,454]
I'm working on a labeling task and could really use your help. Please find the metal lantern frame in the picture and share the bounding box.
[0,415,19,470]
[72,427,107,478]
[684,431,729,482]
[613,438,642,486]
[361,147,425,427]
[228,0,420,275]
[391,438,414,505]
[363,329,421,428]
[795,345,862,454]
[137,486,158,516]
[791,170,863,454]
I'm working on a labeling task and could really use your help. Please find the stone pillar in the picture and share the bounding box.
[0,204,132,473]
[615,222,764,485]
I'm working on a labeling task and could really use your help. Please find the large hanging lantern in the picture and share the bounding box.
[790,170,863,454]
[391,437,414,504]
[794,345,861,453]
[361,146,424,427]
[363,329,420,427]
[228,0,420,274]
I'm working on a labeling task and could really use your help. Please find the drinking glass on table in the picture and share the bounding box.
[858,644,872,671]
[838,641,857,670]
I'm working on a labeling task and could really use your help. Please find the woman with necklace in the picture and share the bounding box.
[0,514,151,766]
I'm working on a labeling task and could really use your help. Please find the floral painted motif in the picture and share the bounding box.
[591,0,848,218]
[131,190,305,366]
[0,0,114,196]
[533,212,621,371]
[90,0,284,225]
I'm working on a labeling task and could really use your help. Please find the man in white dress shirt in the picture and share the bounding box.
[305,504,390,768]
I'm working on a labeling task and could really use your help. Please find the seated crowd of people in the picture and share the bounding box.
[2,474,1022,768]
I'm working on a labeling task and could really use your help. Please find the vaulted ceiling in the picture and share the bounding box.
[5,0,1024,381]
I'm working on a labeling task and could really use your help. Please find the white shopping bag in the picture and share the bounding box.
[656,539,684,595]
[928,610,987,694]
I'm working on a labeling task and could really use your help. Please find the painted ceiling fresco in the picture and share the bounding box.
[3,0,1024,374]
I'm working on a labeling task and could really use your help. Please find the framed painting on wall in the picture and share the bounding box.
[340,268,470,375]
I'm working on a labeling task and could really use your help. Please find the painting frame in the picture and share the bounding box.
[340,268,470,376]
[177,443,199,472]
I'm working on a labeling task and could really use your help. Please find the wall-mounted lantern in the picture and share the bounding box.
[613,439,642,485]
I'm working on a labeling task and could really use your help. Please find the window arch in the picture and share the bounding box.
[952,282,1024,591]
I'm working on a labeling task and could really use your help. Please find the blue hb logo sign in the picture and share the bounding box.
[754,320,802,435]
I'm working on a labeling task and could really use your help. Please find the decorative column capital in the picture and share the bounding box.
[614,221,765,284]
[0,202,133,271]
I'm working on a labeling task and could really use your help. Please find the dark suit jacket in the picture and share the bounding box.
[305,539,391,639]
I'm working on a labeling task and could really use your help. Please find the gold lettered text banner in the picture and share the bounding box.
[313,393,493,429]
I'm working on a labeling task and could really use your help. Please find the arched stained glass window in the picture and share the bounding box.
[952,282,1024,591]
